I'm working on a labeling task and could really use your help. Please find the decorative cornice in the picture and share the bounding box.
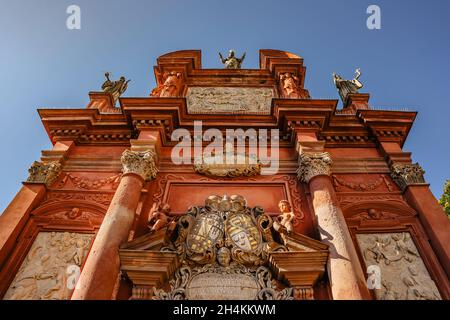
[26,161,62,186]
[296,152,332,183]
[121,149,158,181]
[390,162,426,191]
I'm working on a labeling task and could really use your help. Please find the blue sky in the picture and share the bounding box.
[0,0,449,212]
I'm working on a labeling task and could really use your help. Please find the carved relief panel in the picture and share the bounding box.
[3,232,93,300]
[186,87,273,114]
[356,232,441,300]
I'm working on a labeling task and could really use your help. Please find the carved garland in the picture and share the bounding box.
[55,173,121,190]
[332,175,394,192]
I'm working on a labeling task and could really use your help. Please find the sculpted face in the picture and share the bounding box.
[278,200,291,213]
[368,209,380,219]
[231,231,251,251]
[217,248,231,267]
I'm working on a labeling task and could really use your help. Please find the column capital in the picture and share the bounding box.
[390,162,427,191]
[121,149,158,181]
[25,161,62,186]
[296,152,332,183]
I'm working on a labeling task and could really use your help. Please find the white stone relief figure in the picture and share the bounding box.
[357,232,441,300]
[380,281,399,300]
[4,232,93,300]
[391,233,419,262]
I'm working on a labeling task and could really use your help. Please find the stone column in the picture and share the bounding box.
[391,163,450,277]
[71,149,158,300]
[297,152,371,300]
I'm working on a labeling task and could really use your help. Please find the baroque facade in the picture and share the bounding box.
[0,49,448,300]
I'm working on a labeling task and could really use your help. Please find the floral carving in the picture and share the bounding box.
[121,149,158,181]
[26,161,62,186]
[296,152,332,183]
[390,163,426,191]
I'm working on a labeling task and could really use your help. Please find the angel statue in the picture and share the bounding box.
[101,72,130,104]
[332,68,363,106]
[219,49,246,69]
[273,200,295,234]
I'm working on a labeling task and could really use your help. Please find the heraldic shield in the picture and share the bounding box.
[186,212,224,254]
[226,212,261,252]
[168,194,271,265]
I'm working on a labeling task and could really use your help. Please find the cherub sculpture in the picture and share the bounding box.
[219,49,246,69]
[273,200,295,234]
[148,202,172,232]
[101,72,130,104]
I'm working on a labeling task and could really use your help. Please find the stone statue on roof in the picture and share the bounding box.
[219,49,246,69]
[333,68,363,105]
[101,72,130,103]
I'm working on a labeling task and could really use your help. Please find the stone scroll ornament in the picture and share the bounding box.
[121,149,158,181]
[152,194,294,300]
[296,152,332,183]
[26,161,62,187]
[390,162,426,191]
